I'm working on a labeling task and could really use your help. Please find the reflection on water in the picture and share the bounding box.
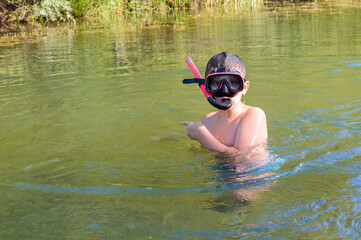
[1,6,361,239]
[206,148,276,213]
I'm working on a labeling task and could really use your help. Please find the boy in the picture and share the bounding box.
[180,52,267,153]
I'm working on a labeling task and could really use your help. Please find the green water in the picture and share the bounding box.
[1,6,361,239]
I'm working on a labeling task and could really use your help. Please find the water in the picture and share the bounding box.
[1,6,361,239]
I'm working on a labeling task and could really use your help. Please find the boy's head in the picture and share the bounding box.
[204,52,248,103]
[205,52,246,80]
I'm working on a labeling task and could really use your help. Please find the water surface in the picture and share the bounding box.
[1,6,361,239]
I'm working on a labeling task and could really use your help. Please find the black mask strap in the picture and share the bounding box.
[183,78,205,84]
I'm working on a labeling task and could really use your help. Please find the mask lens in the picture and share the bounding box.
[227,75,242,91]
[207,76,223,91]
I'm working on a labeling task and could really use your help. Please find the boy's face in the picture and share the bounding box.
[211,77,249,105]
[205,71,246,104]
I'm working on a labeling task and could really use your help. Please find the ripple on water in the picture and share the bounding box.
[10,156,280,196]
[251,100,361,237]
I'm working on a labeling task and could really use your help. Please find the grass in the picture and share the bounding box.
[1,0,361,32]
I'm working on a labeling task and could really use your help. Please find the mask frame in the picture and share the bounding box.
[205,72,245,93]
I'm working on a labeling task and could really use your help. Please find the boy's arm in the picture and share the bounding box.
[180,121,234,153]
[234,107,268,148]
[180,107,267,152]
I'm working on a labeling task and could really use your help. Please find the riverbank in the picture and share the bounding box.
[1,0,360,33]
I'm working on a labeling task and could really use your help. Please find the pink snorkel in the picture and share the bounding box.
[185,57,232,110]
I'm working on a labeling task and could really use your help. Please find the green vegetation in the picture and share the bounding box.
[1,0,73,26]
[1,0,360,30]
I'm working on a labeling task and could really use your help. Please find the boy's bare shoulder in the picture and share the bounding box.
[202,111,217,123]
[245,106,266,118]
[242,106,267,125]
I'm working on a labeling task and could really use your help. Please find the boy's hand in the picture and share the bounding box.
[180,121,205,140]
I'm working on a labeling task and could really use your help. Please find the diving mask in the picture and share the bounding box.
[183,58,245,110]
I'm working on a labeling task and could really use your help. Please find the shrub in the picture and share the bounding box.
[32,0,74,22]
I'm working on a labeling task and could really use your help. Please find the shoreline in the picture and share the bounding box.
[1,0,360,35]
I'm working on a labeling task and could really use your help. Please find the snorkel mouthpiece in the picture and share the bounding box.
[207,96,233,110]
[184,57,232,110]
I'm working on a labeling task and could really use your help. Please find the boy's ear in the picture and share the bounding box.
[242,81,250,95]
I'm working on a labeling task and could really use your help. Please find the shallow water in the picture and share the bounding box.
[1,6,361,239]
